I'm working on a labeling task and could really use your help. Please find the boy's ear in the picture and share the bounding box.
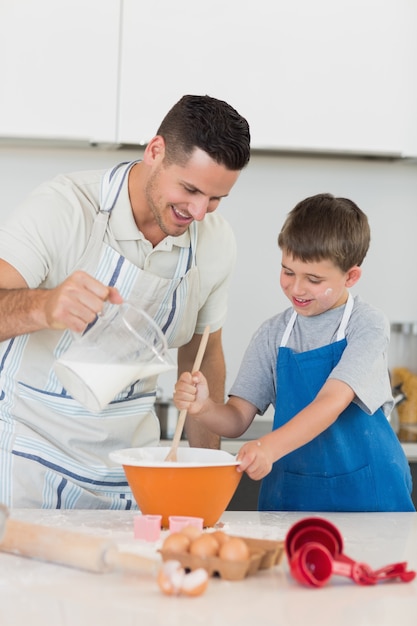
[345,266,362,287]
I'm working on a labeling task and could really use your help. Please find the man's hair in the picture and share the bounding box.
[278,193,370,272]
[156,94,251,170]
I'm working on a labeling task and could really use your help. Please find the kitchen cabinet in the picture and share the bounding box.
[227,472,260,511]
[117,0,417,156]
[0,0,120,143]
[1,1,416,155]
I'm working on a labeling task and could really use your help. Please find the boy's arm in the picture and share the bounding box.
[174,365,258,440]
[237,378,355,479]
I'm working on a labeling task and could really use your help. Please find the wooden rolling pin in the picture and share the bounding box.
[0,508,157,575]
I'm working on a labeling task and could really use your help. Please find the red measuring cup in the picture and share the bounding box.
[285,517,415,587]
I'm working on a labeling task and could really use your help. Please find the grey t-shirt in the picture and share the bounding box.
[229,295,394,417]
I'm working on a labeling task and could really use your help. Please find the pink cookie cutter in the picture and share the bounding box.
[168,516,204,533]
[134,514,162,542]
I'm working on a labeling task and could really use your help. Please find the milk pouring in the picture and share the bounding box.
[54,303,175,412]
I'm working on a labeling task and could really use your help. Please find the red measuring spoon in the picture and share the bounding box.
[285,517,416,587]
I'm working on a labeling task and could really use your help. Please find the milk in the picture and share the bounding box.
[54,359,175,413]
[53,303,174,412]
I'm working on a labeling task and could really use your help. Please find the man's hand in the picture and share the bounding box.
[43,270,123,332]
[0,261,123,341]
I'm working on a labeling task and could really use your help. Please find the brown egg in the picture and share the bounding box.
[157,561,209,597]
[180,568,209,597]
[210,530,230,547]
[157,560,184,595]
[180,525,202,541]
[162,532,191,553]
[189,533,219,558]
[219,537,250,561]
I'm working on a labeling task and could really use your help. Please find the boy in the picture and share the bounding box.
[174,193,414,511]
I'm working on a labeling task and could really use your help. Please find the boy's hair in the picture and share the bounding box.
[278,193,370,272]
[156,94,251,171]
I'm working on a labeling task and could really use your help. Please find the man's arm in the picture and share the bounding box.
[0,259,122,341]
[0,259,43,341]
[177,328,225,449]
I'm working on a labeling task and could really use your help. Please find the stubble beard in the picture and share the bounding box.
[144,169,172,237]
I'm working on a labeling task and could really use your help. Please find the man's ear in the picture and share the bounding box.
[345,265,362,288]
[143,135,166,164]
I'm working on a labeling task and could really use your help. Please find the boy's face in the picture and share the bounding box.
[280,252,360,317]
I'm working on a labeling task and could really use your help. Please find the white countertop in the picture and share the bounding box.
[0,509,416,626]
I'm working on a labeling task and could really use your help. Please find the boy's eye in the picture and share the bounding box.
[308,277,322,284]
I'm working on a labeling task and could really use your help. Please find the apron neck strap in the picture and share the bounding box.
[280,292,354,348]
[335,292,354,341]
[280,310,297,347]
[100,161,140,213]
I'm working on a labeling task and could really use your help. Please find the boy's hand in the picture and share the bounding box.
[236,439,274,480]
[173,371,210,415]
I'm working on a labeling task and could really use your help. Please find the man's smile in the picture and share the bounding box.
[170,204,193,223]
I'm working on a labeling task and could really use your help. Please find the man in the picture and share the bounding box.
[0,94,251,508]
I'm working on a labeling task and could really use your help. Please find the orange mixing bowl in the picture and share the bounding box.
[109,447,242,527]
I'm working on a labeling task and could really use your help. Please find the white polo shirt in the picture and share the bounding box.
[0,167,237,334]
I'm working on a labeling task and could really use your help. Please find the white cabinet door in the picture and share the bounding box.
[0,0,120,143]
[117,0,417,156]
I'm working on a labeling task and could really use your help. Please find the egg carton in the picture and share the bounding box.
[160,535,285,581]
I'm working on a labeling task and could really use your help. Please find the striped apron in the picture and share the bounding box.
[0,161,200,509]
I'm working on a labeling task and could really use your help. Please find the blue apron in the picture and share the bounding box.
[258,295,414,512]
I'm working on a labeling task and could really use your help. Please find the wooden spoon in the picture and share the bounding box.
[164,325,210,462]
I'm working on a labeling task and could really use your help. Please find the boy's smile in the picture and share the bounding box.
[280,252,361,316]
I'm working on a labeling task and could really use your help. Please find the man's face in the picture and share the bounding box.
[144,148,240,238]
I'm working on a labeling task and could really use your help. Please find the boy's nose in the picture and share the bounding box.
[292,278,306,295]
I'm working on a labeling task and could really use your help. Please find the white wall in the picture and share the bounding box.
[1,145,417,405]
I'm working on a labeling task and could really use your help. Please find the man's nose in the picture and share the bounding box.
[188,198,210,221]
